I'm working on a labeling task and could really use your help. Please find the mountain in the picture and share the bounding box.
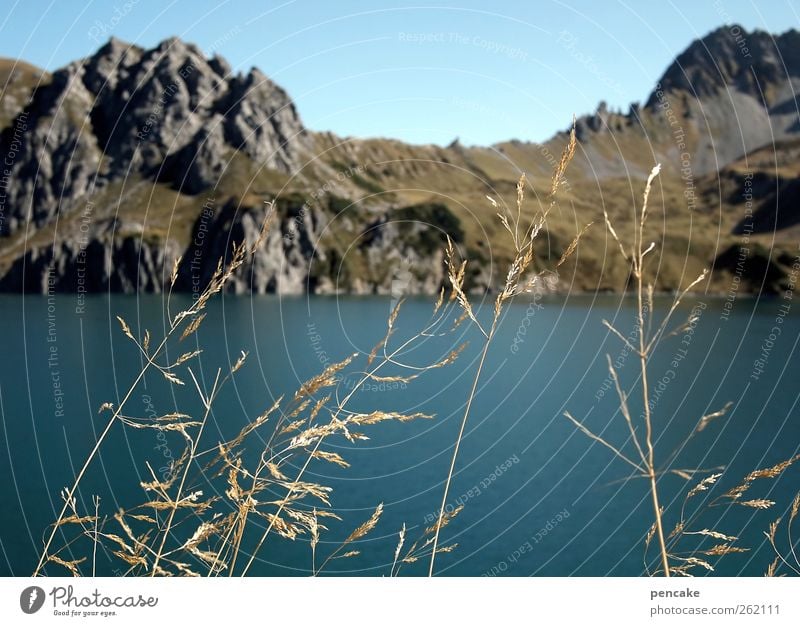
[0,26,798,296]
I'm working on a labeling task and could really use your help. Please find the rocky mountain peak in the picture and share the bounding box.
[646,26,800,106]
[0,35,312,234]
[2,29,799,296]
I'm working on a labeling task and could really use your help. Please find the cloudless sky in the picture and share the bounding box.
[1,1,799,145]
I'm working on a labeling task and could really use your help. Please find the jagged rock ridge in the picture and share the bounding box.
[0,27,799,296]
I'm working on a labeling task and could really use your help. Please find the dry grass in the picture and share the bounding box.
[32,202,478,577]
[564,165,798,577]
[32,139,797,579]
[34,214,272,577]
[428,123,588,575]
[563,163,717,576]
[34,125,589,578]
[764,490,800,576]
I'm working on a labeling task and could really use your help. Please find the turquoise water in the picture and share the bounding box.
[0,293,798,576]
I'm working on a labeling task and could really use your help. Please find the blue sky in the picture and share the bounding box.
[2,1,799,145]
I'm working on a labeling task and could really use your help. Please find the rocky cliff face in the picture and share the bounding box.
[568,26,800,177]
[0,222,182,293]
[0,37,311,235]
[1,27,798,296]
[0,36,468,295]
[647,26,800,104]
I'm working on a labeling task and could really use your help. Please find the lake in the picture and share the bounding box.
[1,292,798,576]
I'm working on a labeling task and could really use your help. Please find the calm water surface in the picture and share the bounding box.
[1,292,798,576]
